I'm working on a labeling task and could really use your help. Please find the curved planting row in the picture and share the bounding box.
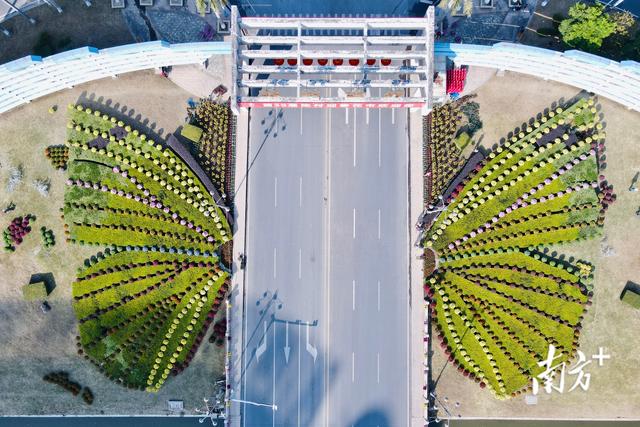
[63,104,232,391]
[424,97,611,399]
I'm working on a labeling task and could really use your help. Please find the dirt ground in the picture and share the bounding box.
[431,69,640,420]
[0,70,225,415]
[0,0,134,64]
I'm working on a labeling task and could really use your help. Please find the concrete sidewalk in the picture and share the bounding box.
[168,55,232,100]
[409,108,428,427]
[227,108,250,426]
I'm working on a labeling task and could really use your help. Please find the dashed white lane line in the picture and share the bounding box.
[353,109,357,168]
[352,208,356,239]
[352,280,356,311]
[378,208,381,240]
[378,108,382,168]
[274,176,278,208]
[351,352,355,383]
[366,107,370,125]
[273,247,277,279]
[272,322,276,427]
[297,322,301,427]
[299,176,303,207]
[345,108,349,125]
[298,248,302,280]
[392,107,395,125]
[377,353,380,384]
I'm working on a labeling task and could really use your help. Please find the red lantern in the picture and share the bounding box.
[366,58,376,66]
[318,58,328,66]
[381,58,391,66]
[302,58,313,66]
[332,58,343,66]
[287,58,297,66]
[349,58,360,66]
[274,58,284,66]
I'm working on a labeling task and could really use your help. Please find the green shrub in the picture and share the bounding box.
[181,124,203,143]
[621,285,640,309]
[23,282,48,301]
[455,132,472,150]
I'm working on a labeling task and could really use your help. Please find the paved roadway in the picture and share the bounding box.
[241,105,409,427]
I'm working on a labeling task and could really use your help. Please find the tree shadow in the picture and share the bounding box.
[75,91,166,143]
[350,409,391,427]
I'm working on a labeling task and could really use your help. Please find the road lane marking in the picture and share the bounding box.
[273,247,277,279]
[351,352,355,383]
[299,176,303,207]
[366,107,369,125]
[352,208,356,239]
[274,176,278,208]
[352,280,356,311]
[377,280,381,311]
[298,248,302,279]
[273,321,276,427]
[377,353,380,383]
[324,106,333,427]
[378,208,381,240]
[378,107,382,168]
[353,109,357,167]
[298,323,301,427]
[256,321,268,362]
[306,323,317,363]
[284,321,290,364]
[392,107,395,125]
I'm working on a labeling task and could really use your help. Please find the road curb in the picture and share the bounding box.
[408,108,428,427]
[228,108,251,427]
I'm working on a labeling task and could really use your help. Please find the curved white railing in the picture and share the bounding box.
[2,40,640,114]
[436,42,640,112]
[0,40,231,114]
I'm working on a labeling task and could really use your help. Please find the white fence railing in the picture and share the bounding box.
[0,40,231,114]
[2,40,640,114]
[436,42,640,112]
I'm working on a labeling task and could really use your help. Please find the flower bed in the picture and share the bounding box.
[424,101,466,205]
[189,100,234,200]
[63,104,232,392]
[424,98,611,399]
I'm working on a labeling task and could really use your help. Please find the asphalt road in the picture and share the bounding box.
[241,105,409,427]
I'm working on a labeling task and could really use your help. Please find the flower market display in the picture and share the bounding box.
[424,100,466,204]
[424,97,612,399]
[3,214,35,252]
[189,100,234,199]
[63,104,232,392]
